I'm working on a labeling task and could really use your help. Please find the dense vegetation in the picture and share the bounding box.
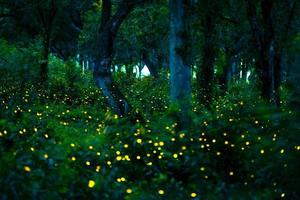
[0,0,299,199]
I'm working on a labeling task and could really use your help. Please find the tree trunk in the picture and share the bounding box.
[245,0,283,104]
[40,34,50,84]
[93,0,139,115]
[196,13,216,106]
[94,26,131,115]
[94,67,131,116]
[169,0,191,128]
[273,49,282,105]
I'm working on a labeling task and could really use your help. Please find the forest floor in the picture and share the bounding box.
[0,76,299,200]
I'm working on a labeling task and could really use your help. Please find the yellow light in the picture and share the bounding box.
[136,155,141,160]
[190,193,197,197]
[86,161,91,166]
[70,143,75,147]
[158,189,164,195]
[96,165,101,172]
[120,177,126,182]
[88,180,95,188]
[137,138,142,144]
[124,155,130,161]
[280,149,284,154]
[124,144,128,148]
[281,193,285,198]
[229,171,234,176]
[173,154,178,159]
[44,154,48,159]
[260,149,264,154]
[126,188,132,194]
[107,161,112,165]
[116,156,122,161]
[200,167,205,171]
[159,141,164,146]
[24,166,31,172]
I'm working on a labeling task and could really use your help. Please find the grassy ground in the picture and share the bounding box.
[0,74,299,199]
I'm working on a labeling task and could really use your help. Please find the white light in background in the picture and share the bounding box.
[141,65,150,77]
[121,65,126,73]
[192,71,197,79]
[133,65,139,77]
[246,71,251,83]
[112,65,150,78]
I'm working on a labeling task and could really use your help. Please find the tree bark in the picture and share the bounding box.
[196,13,216,106]
[169,0,191,127]
[37,0,57,84]
[40,34,50,84]
[94,0,145,115]
[245,0,289,105]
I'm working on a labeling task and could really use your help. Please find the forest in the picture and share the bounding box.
[0,0,299,199]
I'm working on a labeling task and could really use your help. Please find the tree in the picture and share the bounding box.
[169,0,191,127]
[0,0,84,83]
[196,6,217,106]
[93,0,151,116]
[245,0,297,105]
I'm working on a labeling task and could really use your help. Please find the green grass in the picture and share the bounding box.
[0,73,299,199]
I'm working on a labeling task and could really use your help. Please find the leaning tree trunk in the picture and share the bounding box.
[93,0,137,116]
[169,0,191,128]
[94,27,131,116]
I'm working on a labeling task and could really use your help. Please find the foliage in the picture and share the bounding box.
[0,66,299,199]
[0,0,299,199]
